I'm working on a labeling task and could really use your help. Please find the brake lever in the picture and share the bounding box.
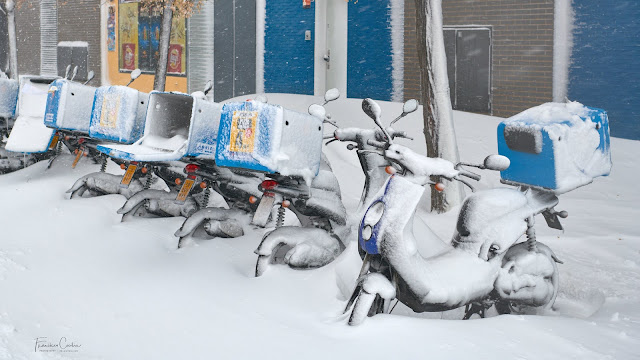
[366,139,387,148]
[454,175,476,192]
[459,170,481,181]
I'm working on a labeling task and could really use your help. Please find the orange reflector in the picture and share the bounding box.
[141,167,148,174]
[282,200,291,208]
[385,166,396,175]
[435,183,445,192]
[249,196,258,204]
[175,178,182,185]
[120,163,126,170]
[83,150,89,157]
[73,149,78,155]
[65,135,71,141]
[199,182,207,189]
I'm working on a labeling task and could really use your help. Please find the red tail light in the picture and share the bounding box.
[261,180,278,190]
[184,164,200,174]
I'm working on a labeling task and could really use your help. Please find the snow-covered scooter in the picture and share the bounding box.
[344,99,611,325]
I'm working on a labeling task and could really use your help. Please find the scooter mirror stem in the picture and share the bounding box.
[203,80,213,95]
[70,66,79,81]
[83,70,95,85]
[126,69,142,87]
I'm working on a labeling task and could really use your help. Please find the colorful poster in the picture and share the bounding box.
[167,44,182,74]
[118,2,139,71]
[122,43,136,70]
[150,8,161,70]
[138,6,151,71]
[169,15,187,75]
[107,6,116,51]
[118,0,187,75]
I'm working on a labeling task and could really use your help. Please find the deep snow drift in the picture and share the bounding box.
[0,94,638,359]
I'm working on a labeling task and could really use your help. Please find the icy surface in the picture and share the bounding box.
[0,94,638,359]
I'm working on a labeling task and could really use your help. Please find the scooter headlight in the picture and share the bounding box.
[364,201,384,226]
[362,225,373,241]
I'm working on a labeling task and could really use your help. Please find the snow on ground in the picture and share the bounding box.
[0,94,638,359]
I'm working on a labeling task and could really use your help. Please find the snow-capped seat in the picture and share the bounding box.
[5,76,59,153]
[96,91,221,162]
[498,102,612,194]
[89,85,148,144]
[0,78,19,118]
[215,101,324,183]
[43,79,97,134]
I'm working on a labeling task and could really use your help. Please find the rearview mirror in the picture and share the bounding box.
[483,155,510,171]
[324,88,340,103]
[126,69,142,87]
[203,80,213,95]
[83,70,95,85]
[308,104,326,120]
[362,98,381,121]
[70,66,79,81]
[131,68,142,81]
[402,99,419,115]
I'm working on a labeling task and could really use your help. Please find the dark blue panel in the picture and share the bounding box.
[264,0,315,95]
[569,0,640,140]
[347,1,393,101]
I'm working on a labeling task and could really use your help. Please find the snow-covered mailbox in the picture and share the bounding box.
[43,79,97,134]
[0,78,19,118]
[215,101,324,181]
[89,85,148,144]
[96,91,220,161]
[5,76,59,153]
[498,102,612,194]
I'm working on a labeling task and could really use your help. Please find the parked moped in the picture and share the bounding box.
[343,98,611,325]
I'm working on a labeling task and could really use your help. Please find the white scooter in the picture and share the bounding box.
[344,99,571,325]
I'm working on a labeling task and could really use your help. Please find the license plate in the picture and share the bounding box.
[120,164,137,188]
[251,194,276,227]
[48,134,59,150]
[71,148,83,168]
[175,177,196,204]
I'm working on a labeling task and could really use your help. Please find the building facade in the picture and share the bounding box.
[5,0,101,82]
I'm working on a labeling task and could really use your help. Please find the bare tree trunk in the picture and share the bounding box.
[414,0,464,213]
[5,0,18,80]
[153,0,174,91]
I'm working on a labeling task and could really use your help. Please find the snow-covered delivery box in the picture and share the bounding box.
[5,76,59,153]
[215,101,324,180]
[497,102,611,194]
[96,91,220,162]
[0,78,19,118]
[89,86,148,144]
[43,79,97,134]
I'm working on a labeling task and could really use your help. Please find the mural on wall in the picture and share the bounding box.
[118,0,186,75]
[108,6,116,51]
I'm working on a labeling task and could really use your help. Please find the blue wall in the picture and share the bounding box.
[264,0,315,95]
[569,0,640,140]
[347,1,393,101]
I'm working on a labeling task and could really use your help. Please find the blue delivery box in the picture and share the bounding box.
[498,102,611,194]
[43,79,97,134]
[215,100,324,182]
[89,85,149,144]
